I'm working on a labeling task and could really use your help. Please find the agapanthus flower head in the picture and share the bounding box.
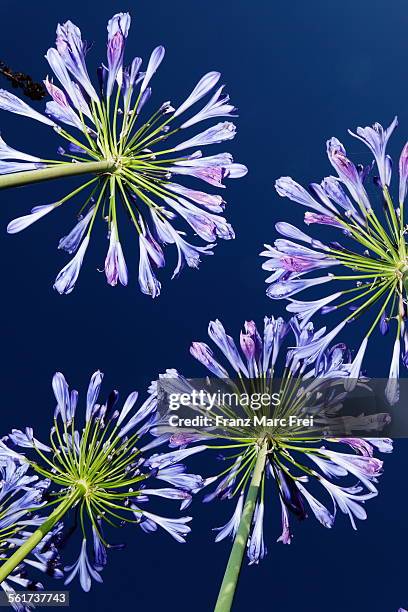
[0,457,63,610]
[164,317,391,565]
[1,12,247,296]
[263,118,408,404]
[0,371,203,592]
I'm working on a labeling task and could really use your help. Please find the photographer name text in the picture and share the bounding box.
[167,414,314,428]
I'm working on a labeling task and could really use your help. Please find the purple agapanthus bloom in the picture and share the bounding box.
[0,457,63,611]
[160,317,391,564]
[1,12,246,296]
[263,118,408,404]
[0,371,203,592]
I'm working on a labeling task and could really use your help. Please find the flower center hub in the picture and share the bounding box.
[76,478,92,497]
[104,155,129,175]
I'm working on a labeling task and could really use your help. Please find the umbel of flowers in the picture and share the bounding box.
[0,456,64,611]
[0,371,204,593]
[156,316,391,611]
[0,12,246,296]
[262,118,408,404]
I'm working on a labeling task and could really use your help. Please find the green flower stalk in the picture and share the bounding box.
[163,317,391,611]
[213,440,267,612]
[0,457,63,609]
[0,371,202,592]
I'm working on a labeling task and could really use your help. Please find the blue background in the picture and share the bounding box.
[0,0,406,610]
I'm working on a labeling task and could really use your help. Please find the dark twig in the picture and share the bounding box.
[0,60,46,101]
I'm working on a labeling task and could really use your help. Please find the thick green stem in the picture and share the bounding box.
[214,441,268,612]
[0,490,80,584]
[0,160,115,191]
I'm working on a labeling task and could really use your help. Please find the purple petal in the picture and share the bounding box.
[140,46,165,94]
[7,203,57,234]
[174,71,220,118]
[0,90,56,126]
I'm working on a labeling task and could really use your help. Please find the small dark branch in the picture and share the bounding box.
[0,60,46,101]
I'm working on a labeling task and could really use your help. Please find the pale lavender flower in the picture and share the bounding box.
[174,71,221,117]
[104,229,128,286]
[344,337,368,391]
[106,12,131,97]
[207,319,248,375]
[55,20,99,101]
[385,336,401,405]
[155,465,203,493]
[44,48,92,118]
[53,236,89,294]
[165,182,225,212]
[173,122,236,151]
[265,274,334,300]
[304,211,343,228]
[133,508,192,543]
[64,539,102,592]
[227,163,248,178]
[92,522,107,572]
[275,177,333,215]
[326,137,371,209]
[7,203,58,234]
[138,234,162,298]
[170,164,228,187]
[262,243,338,277]
[273,222,329,250]
[286,293,342,329]
[365,438,393,453]
[0,459,62,606]
[44,77,84,130]
[399,142,408,203]
[58,206,95,253]
[0,161,44,174]
[319,480,375,530]
[145,446,206,470]
[8,428,51,453]
[264,119,408,400]
[349,117,398,187]
[247,502,267,565]
[317,449,383,493]
[0,90,56,126]
[189,343,229,377]
[213,492,244,542]
[139,487,192,510]
[296,482,334,528]
[140,46,165,94]
[2,13,246,295]
[180,86,237,129]
[45,101,84,131]
[1,371,203,592]
[122,56,142,105]
[277,498,292,544]
[168,317,390,564]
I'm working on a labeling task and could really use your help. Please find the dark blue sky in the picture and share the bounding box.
[0,1,407,610]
